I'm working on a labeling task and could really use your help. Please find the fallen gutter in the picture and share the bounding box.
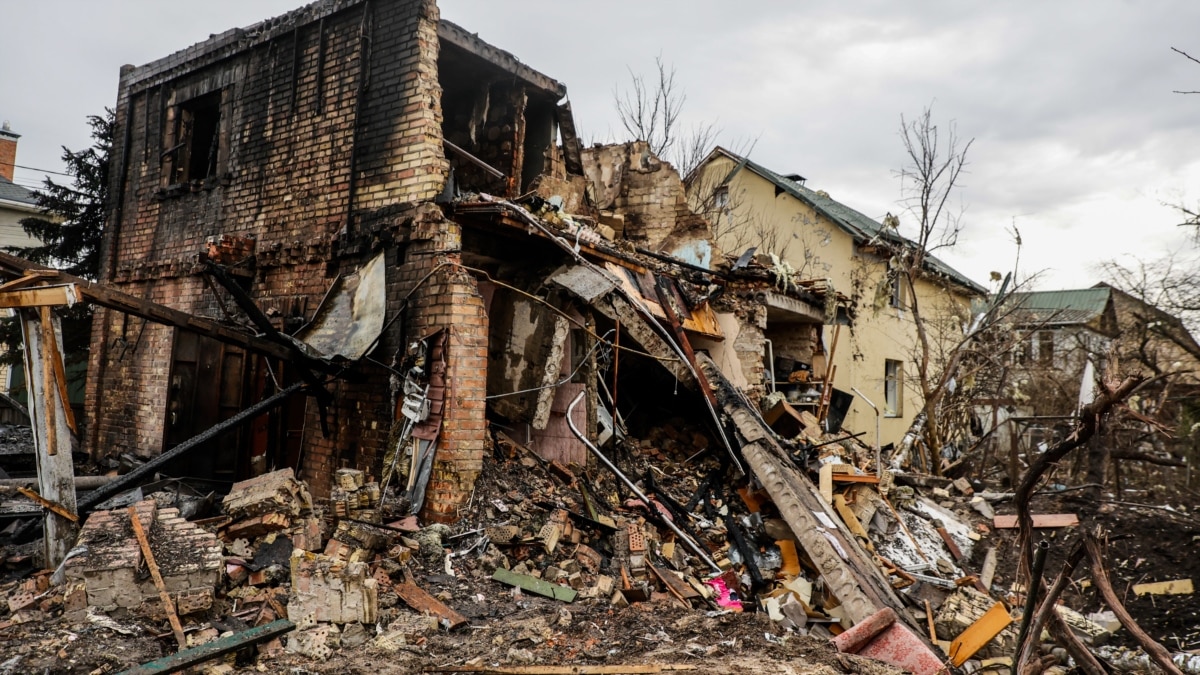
[115,619,295,675]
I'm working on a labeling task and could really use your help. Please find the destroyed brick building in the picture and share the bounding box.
[84,0,836,525]
[4,2,1199,673]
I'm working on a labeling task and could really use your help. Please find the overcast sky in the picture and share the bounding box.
[3,0,1199,291]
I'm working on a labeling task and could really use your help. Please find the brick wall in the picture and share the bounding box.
[580,141,709,252]
[89,0,451,499]
[0,127,18,182]
[393,205,488,523]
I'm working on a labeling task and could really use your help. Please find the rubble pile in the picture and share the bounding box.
[2,421,1199,674]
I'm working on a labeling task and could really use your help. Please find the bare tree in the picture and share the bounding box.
[881,105,975,473]
[613,56,723,179]
[614,56,685,161]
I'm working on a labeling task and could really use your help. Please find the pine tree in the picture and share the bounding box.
[0,110,113,367]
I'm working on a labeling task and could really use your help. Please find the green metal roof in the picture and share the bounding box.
[708,148,987,295]
[1006,288,1112,325]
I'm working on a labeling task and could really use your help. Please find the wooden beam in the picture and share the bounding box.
[18,308,77,567]
[394,574,469,629]
[16,487,79,523]
[0,252,341,375]
[0,285,73,308]
[948,601,1012,667]
[128,504,186,651]
[115,619,294,675]
[40,306,76,433]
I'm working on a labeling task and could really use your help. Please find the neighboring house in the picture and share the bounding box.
[1097,282,1200,387]
[687,147,986,447]
[0,122,41,254]
[980,285,1200,480]
[0,121,46,398]
[1005,288,1117,383]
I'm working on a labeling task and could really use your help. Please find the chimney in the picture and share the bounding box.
[0,121,18,182]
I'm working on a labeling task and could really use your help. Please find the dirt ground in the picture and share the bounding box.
[0,587,901,674]
[985,488,1200,652]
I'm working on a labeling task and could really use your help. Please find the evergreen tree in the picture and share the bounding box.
[0,110,113,367]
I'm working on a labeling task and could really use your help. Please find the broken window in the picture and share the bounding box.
[889,273,906,309]
[166,91,224,184]
[884,359,903,417]
[1038,330,1055,366]
[713,186,730,210]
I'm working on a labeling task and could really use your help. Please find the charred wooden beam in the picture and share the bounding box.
[0,252,343,376]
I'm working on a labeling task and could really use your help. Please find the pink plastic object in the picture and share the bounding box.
[705,576,743,611]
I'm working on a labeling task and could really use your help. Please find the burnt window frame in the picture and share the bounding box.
[163,88,228,187]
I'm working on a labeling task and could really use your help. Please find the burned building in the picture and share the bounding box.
[85,0,836,527]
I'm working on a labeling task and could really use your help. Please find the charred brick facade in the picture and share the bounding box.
[89,0,520,519]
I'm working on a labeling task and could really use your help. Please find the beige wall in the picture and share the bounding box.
[692,155,975,446]
[0,203,41,252]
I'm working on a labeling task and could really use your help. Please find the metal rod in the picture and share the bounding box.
[565,391,721,574]
[851,387,882,478]
[1013,540,1050,658]
[764,338,775,394]
[443,139,506,180]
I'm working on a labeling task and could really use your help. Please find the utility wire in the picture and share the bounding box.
[2,162,73,177]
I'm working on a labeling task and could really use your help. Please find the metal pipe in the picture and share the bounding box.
[764,338,776,394]
[851,387,882,478]
[1013,540,1050,658]
[565,391,721,574]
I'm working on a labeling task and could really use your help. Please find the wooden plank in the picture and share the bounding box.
[777,539,801,578]
[492,568,577,602]
[0,285,72,308]
[41,307,76,433]
[37,308,58,456]
[831,474,881,485]
[1132,579,1193,596]
[833,494,871,544]
[115,619,294,675]
[16,487,78,523]
[948,601,1013,667]
[394,577,469,629]
[128,505,186,651]
[993,514,1079,529]
[648,563,699,600]
[979,547,998,591]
